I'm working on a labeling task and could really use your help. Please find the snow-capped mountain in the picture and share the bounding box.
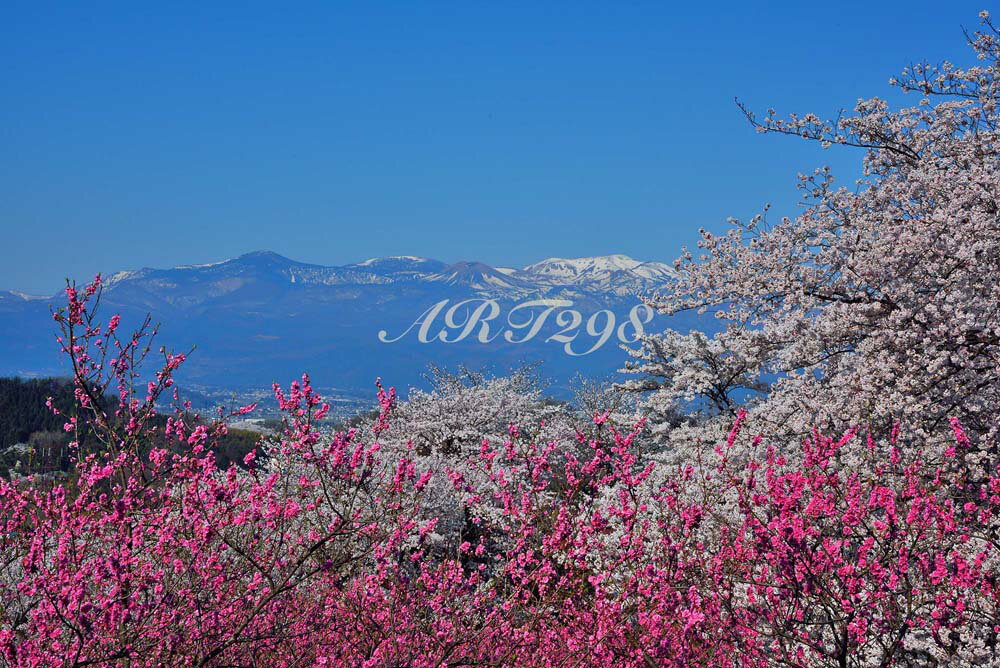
[424,262,532,292]
[347,256,448,277]
[518,254,678,295]
[82,251,680,306]
[0,251,697,399]
[0,291,49,303]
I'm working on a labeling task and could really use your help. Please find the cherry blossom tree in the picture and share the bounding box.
[631,11,1000,450]
[620,329,768,429]
[379,364,570,458]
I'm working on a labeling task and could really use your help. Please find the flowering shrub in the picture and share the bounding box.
[0,278,997,667]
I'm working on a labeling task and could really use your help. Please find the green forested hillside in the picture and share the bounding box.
[0,377,265,474]
[0,377,78,450]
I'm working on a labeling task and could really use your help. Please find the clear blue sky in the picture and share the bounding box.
[1,0,988,293]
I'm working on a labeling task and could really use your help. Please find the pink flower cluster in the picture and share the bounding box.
[1,286,1000,666]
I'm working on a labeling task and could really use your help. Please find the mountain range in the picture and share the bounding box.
[93,251,681,301]
[0,252,703,411]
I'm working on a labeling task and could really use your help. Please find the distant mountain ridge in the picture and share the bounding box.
[0,251,699,405]
[90,250,680,303]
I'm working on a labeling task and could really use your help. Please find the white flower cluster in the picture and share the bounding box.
[623,14,1000,456]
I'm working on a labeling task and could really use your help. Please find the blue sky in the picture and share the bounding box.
[1,0,989,293]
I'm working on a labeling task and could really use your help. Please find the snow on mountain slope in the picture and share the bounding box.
[424,262,531,292]
[57,252,676,305]
[347,256,447,276]
[7,291,50,301]
[519,255,677,294]
[523,254,638,278]
[355,255,431,267]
